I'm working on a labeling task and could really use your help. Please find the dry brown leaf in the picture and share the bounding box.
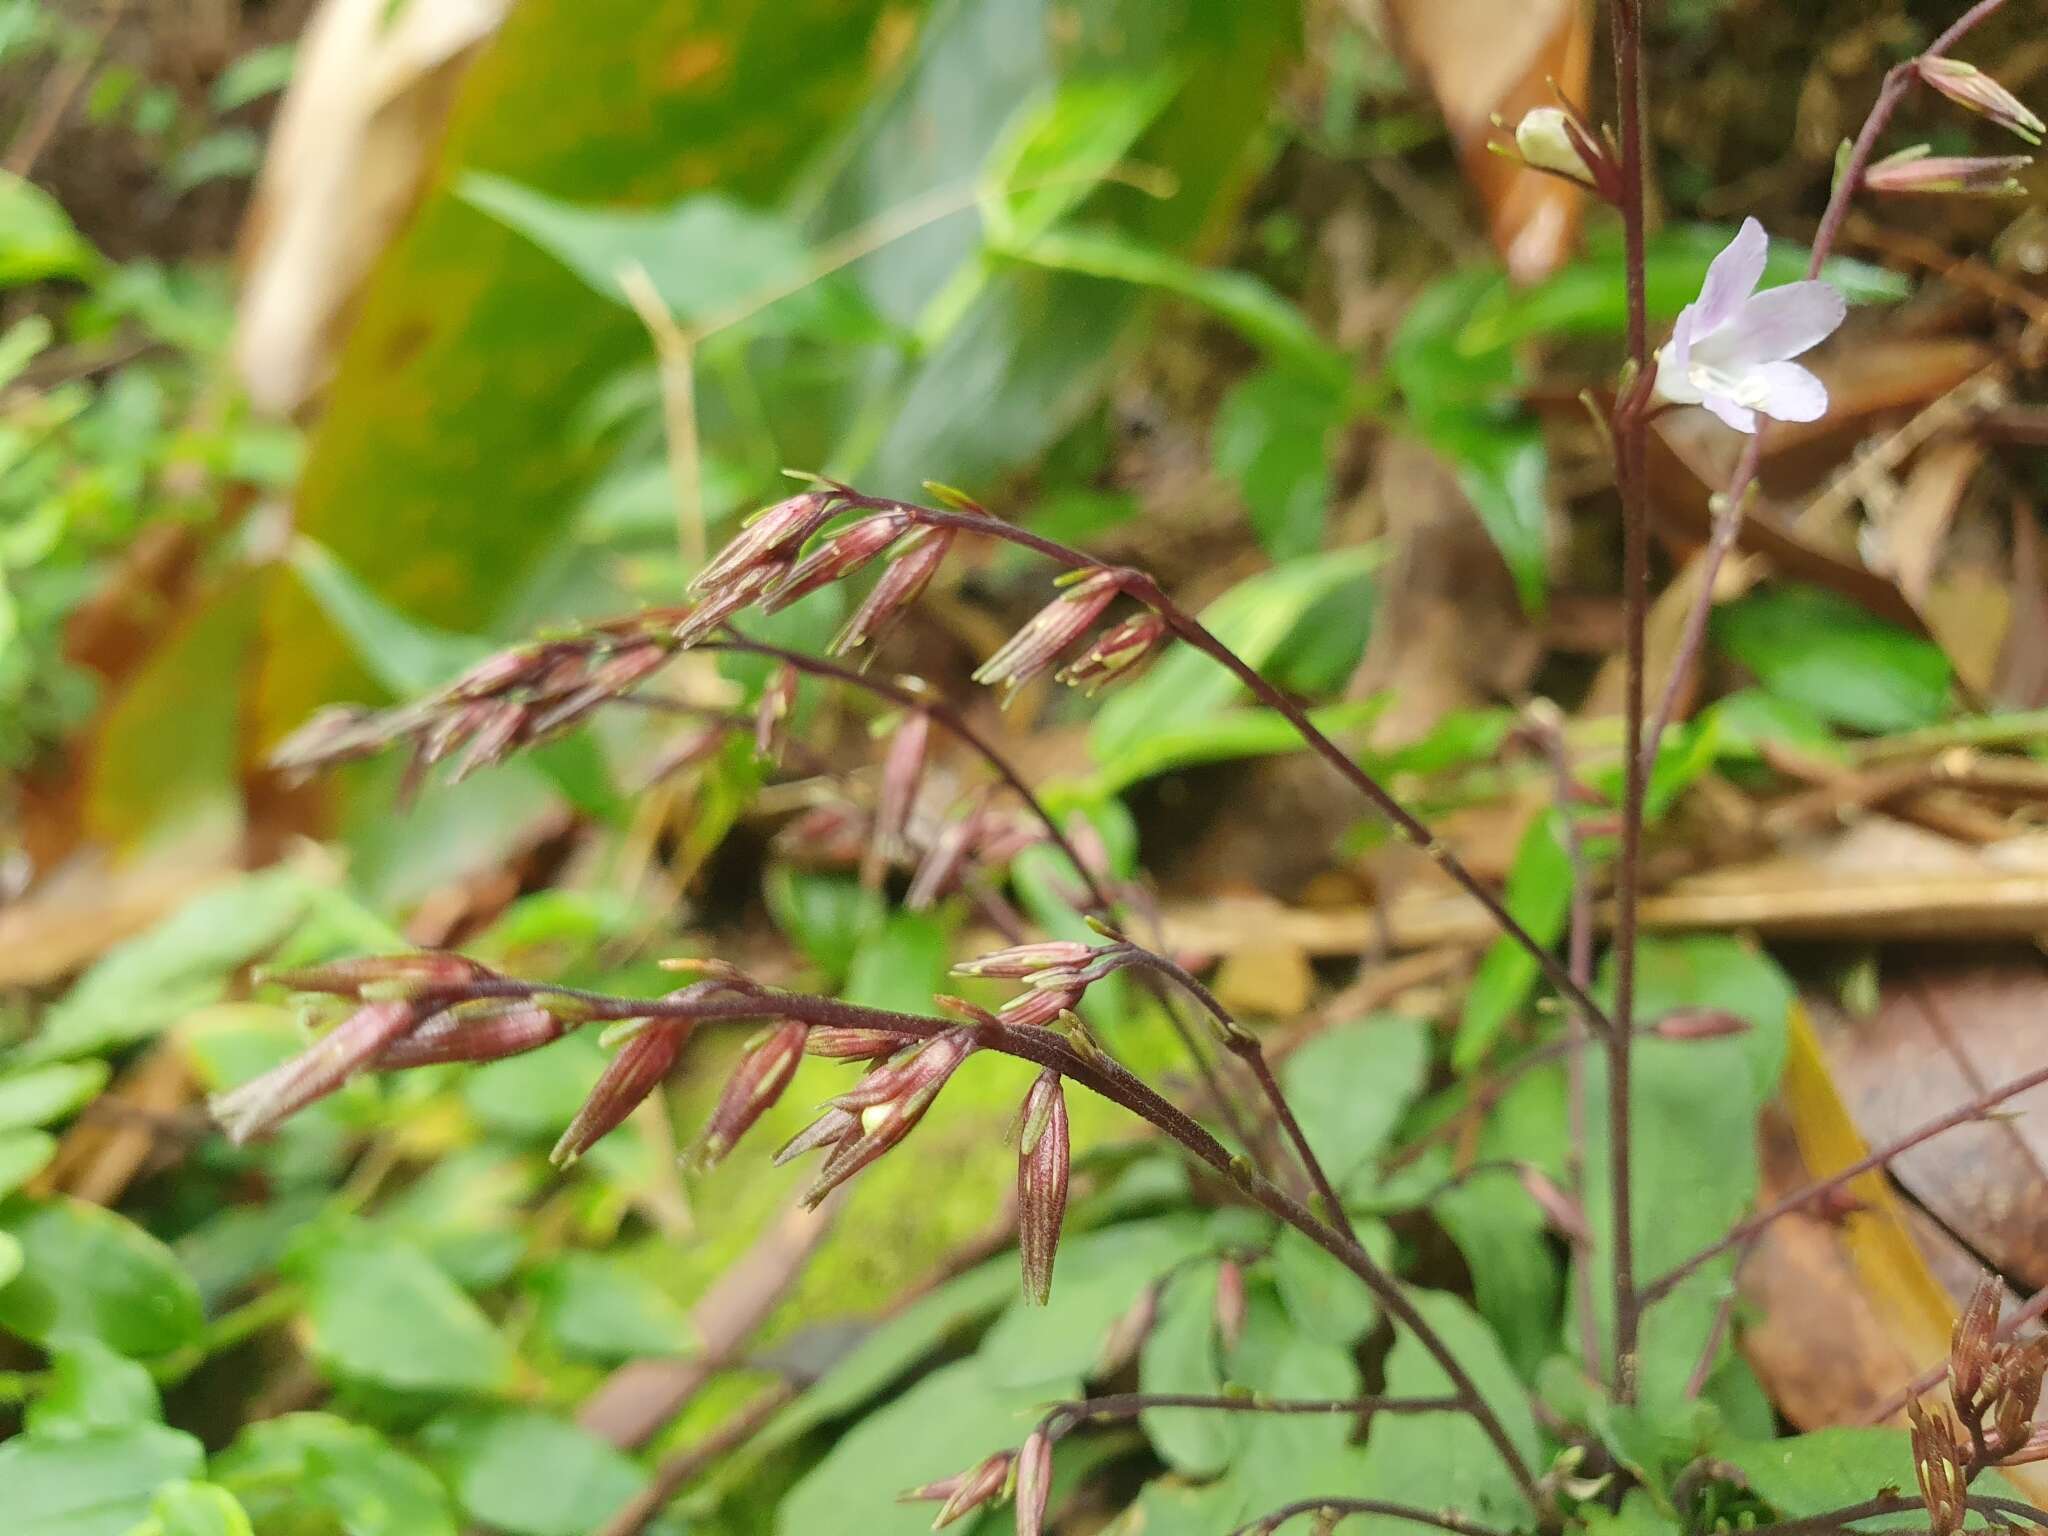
[234,0,512,414]
[1873,438,1986,611]
[1380,0,1591,282]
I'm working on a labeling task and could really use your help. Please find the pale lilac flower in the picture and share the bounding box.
[1651,217,1846,433]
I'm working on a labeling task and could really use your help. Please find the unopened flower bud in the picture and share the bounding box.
[690,492,837,598]
[1866,143,2031,195]
[257,951,494,1000]
[1014,1428,1053,1536]
[997,982,1085,1030]
[674,560,785,648]
[1651,1008,1751,1042]
[449,644,548,699]
[832,527,954,656]
[375,1004,563,1069]
[1909,1398,1969,1536]
[551,1021,688,1166]
[211,999,432,1143]
[791,1030,974,1204]
[954,942,1098,980]
[906,792,990,912]
[1919,57,2045,144]
[1952,1273,2003,1418]
[1514,105,1599,185]
[693,1022,808,1169]
[901,1451,1013,1529]
[1017,1070,1069,1306]
[805,1026,917,1060]
[754,664,798,763]
[767,512,913,612]
[1056,612,1168,695]
[864,711,929,888]
[1516,1162,1592,1244]
[1215,1259,1247,1353]
[773,1106,858,1166]
[973,572,1122,701]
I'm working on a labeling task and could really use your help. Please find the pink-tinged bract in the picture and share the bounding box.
[551,1021,687,1166]
[1016,1070,1069,1305]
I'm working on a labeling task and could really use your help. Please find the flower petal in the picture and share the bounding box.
[1701,392,1759,433]
[1693,217,1769,335]
[1653,334,1704,406]
[1744,360,1830,423]
[1714,281,1847,368]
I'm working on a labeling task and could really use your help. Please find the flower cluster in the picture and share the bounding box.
[1907,1273,2048,1536]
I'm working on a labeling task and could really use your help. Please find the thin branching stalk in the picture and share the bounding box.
[1230,1498,1515,1536]
[1041,1391,1464,1431]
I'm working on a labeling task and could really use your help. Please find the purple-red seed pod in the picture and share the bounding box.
[256,951,494,1000]
[797,1029,974,1206]
[690,491,837,598]
[1013,1427,1052,1536]
[1917,57,2045,143]
[210,999,431,1144]
[1650,1008,1751,1042]
[832,527,954,657]
[864,711,929,889]
[550,1021,689,1167]
[673,560,785,649]
[954,941,1097,981]
[767,511,914,613]
[374,1004,564,1070]
[972,570,1122,701]
[1214,1258,1247,1353]
[694,1021,808,1169]
[1017,1070,1069,1306]
[804,1027,916,1060]
[755,664,798,763]
[1055,611,1167,695]
[901,1451,1013,1529]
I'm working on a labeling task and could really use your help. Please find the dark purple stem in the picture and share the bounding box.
[1229,1498,1513,1536]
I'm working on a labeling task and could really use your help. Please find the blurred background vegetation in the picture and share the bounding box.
[3,0,2047,1532]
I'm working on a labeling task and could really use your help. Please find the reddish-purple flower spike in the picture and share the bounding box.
[795,1029,974,1206]
[766,511,914,613]
[972,571,1122,701]
[448,701,530,783]
[1013,1427,1052,1536]
[551,1021,690,1167]
[673,561,785,648]
[257,951,494,1000]
[693,1021,807,1169]
[1215,1258,1247,1353]
[996,981,1084,1030]
[754,664,798,763]
[906,791,990,912]
[1918,57,2045,144]
[805,1026,916,1060]
[901,1451,1013,1529]
[773,1105,858,1166]
[1055,611,1167,695]
[954,941,1097,981]
[1017,1070,1069,1306]
[526,643,675,739]
[690,491,837,599]
[863,710,929,889]
[831,527,954,657]
[211,999,432,1143]
[375,1004,563,1070]
[447,644,550,700]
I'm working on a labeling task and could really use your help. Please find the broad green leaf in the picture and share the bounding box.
[983,69,1185,248]
[1083,698,1386,798]
[376,1146,533,1291]
[1090,547,1382,766]
[288,1225,511,1395]
[1007,226,1349,391]
[288,538,487,695]
[1577,936,1794,1413]
[1426,411,1551,614]
[1212,366,1344,559]
[0,1198,203,1358]
[1116,1477,1249,1534]
[17,869,317,1064]
[1228,1300,1367,1518]
[1717,1428,2020,1525]
[1714,585,1951,734]
[1360,1291,1542,1522]
[1139,1261,1237,1476]
[978,1215,1209,1387]
[137,1481,255,1536]
[24,1341,161,1439]
[1437,1172,1561,1383]
[0,1131,57,1199]
[841,908,950,1016]
[1455,812,1573,1070]
[775,1358,1077,1536]
[1268,1219,1389,1347]
[1282,1013,1430,1187]
[214,1414,455,1536]
[529,1253,695,1364]
[0,1061,107,1132]
[0,1424,202,1536]
[423,1410,645,1536]
[755,1256,1017,1452]
[1700,688,1840,763]
[0,171,100,285]
[764,869,884,985]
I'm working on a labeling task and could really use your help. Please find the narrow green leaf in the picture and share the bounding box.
[1455,813,1573,1070]
[1282,1013,1430,1187]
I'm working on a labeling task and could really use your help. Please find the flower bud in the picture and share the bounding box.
[901,1451,1013,1529]
[256,952,494,1000]
[794,1029,974,1205]
[690,492,837,598]
[954,942,1097,980]
[1215,1258,1247,1353]
[1017,1070,1069,1306]
[693,1022,807,1169]
[864,711,929,889]
[449,644,549,699]
[211,999,431,1144]
[1865,147,2031,195]
[1056,612,1167,695]
[1952,1272,2003,1419]
[1650,1008,1751,1042]
[1014,1428,1053,1536]
[805,1026,917,1060]
[673,560,785,648]
[754,664,798,763]
[1918,57,2044,144]
[550,1021,688,1167]
[1516,1162,1592,1244]
[832,527,954,656]
[773,1106,858,1166]
[448,700,530,782]
[996,982,1085,1030]
[1513,106,1598,184]
[375,1004,563,1069]
[269,705,389,772]
[1909,1398,1969,1536]
[973,571,1122,701]
[766,512,913,612]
